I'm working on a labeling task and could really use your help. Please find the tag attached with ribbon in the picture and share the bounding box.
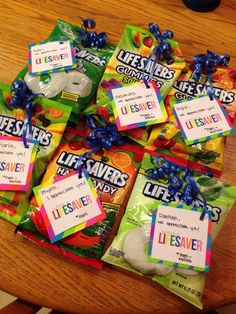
[148,203,212,272]
[173,95,235,145]
[29,40,76,75]
[33,114,127,242]
[146,156,212,271]
[110,81,167,131]
[33,170,106,243]
[171,51,234,144]
[0,135,38,191]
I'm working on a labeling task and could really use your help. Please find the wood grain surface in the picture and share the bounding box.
[0,0,236,313]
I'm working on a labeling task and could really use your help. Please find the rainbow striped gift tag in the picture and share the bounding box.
[148,203,212,272]
[33,170,106,243]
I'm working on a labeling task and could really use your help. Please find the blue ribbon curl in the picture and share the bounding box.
[142,23,174,87]
[191,50,230,98]
[76,114,126,177]
[10,80,36,148]
[76,17,107,48]
[147,156,209,220]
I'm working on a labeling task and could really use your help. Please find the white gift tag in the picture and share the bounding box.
[29,40,76,75]
[0,136,38,191]
[148,204,212,272]
[110,81,167,131]
[33,170,106,243]
[173,95,234,145]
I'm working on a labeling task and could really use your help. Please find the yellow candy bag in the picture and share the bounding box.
[84,24,185,146]
[146,61,236,176]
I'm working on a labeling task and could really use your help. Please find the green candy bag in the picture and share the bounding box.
[84,24,185,145]
[15,19,115,123]
[0,83,71,224]
[102,152,236,308]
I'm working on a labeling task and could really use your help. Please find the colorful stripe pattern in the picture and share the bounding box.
[28,39,76,76]
[0,136,38,191]
[110,81,168,131]
[148,202,212,272]
[173,95,235,146]
[33,170,106,243]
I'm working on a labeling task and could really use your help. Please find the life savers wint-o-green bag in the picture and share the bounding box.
[15,19,115,123]
[102,152,236,308]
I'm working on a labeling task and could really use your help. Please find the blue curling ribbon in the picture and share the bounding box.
[9,80,36,148]
[192,50,230,99]
[142,23,174,87]
[76,114,126,177]
[147,156,209,220]
[86,114,126,150]
[76,17,107,48]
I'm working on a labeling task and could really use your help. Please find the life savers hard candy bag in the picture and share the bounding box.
[16,19,115,123]
[146,61,236,176]
[18,132,142,268]
[102,152,236,308]
[0,83,71,224]
[84,24,185,146]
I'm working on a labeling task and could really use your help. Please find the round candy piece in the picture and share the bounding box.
[24,72,67,98]
[123,224,174,276]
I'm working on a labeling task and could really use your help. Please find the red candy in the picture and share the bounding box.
[143,36,153,48]
[69,141,83,150]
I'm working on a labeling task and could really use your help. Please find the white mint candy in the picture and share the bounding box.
[123,224,174,276]
[63,71,92,97]
[24,71,67,98]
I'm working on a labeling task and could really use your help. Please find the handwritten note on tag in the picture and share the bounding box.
[148,203,212,272]
[0,136,38,191]
[33,170,106,243]
[173,96,235,145]
[29,40,76,75]
[110,81,167,131]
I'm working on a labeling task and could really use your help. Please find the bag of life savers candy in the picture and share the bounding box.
[0,83,71,224]
[15,19,115,124]
[146,61,236,177]
[83,24,185,146]
[102,152,236,308]
[18,131,143,268]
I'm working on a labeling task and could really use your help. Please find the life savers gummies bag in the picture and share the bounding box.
[16,19,115,123]
[18,133,142,268]
[0,83,71,224]
[84,24,185,145]
[146,61,236,176]
[102,152,236,308]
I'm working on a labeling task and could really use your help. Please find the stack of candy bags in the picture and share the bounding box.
[0,18,236,309]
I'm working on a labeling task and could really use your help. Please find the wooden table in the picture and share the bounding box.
[0,0,236,313]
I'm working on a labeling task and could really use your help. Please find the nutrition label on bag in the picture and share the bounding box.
[0,136,38,191]
[29,40,76,75]
[111,81,167,131]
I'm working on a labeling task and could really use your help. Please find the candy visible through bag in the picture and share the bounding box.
[83,23,185,146]
[15,19,115,124]
[0,83,71,224]
[102,152,236,308]
[146,60,236,176]
[18,130,143,268]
